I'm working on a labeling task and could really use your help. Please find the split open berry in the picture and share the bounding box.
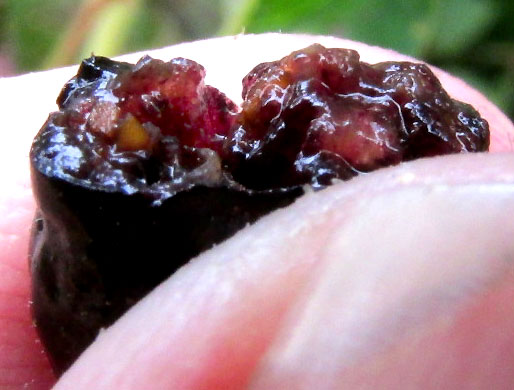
[30,45,489,375]
[40,55,238,203]
[227,44,489,189]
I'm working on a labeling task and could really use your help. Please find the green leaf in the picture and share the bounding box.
[425,0,498,58]
[242,0,499,59]
[244,0,435,56]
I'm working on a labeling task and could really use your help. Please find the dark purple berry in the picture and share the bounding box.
[30,56,300,375]
[227,44,489,189]
[29,45,489,375]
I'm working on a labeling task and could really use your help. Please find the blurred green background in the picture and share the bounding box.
[1,0,513,118]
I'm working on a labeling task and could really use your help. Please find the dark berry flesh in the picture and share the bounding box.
[227,44,489,189]
[30,45,489,375]
[30,55,301,374]
[38,56,239,203]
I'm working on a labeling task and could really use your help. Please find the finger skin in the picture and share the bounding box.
[251,272,514,389]
[249,165,514,389]
[0,190,54,389]
[0,33,512,389]
[54,153,514,389]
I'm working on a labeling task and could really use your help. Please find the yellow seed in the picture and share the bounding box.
[117,115,150,151]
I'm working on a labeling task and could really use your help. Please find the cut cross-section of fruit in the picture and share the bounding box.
[29,44,489,376]
[226,44,489,189]
[30,55,302,375]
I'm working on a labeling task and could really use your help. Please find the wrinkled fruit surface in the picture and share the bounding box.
[227,44,489,189]
[30,44,489,375]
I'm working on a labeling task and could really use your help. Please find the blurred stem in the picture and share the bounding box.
[217,0,260,36]
[44,0,118,68]
[79,0,142,59]
[43,0,140,69]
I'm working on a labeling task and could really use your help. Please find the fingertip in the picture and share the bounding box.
[249,157,514,389]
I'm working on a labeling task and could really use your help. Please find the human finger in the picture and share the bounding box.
[53,152,514,389]
[0,33,512,388]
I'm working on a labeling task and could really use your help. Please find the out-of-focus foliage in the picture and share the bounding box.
[5,0,76,70]
[1,0,513,118]
[244,0,513,116]
[247,0,498,58]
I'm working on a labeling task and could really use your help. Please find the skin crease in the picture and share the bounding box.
[0,33,513,389]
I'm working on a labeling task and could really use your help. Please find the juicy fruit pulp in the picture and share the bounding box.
[38,56,238,202]
[29,44,489,375]
[228,44,489,189]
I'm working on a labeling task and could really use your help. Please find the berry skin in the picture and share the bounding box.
[30,55,300,375]
[227,44,489,189]
[29,45,489,375]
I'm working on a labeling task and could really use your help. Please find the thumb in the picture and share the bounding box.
[250,154,514,389]
[54,152,514,389]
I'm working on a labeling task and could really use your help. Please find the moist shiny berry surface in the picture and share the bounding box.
[30,45,489,375]
[227,44,489,189]
[34,56,238,204]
